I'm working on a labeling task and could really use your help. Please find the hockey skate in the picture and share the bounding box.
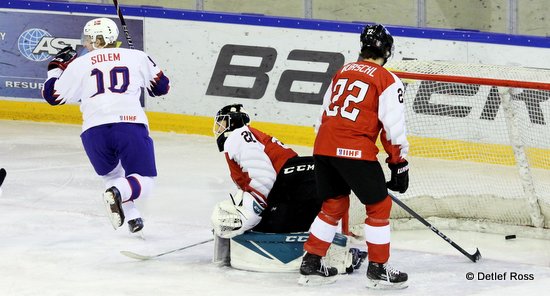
[103,186,125,229]
[128,218,144,233]
[366,261,408,290]
[345,248,368,274]
[298,253,338,286]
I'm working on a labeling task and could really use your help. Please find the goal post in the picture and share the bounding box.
[347,60,550,238]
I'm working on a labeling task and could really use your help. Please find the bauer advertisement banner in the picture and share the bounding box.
[143,19,550,146]
[0,11,143,99]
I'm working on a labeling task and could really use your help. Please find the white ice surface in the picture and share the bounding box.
[1,120,549,296]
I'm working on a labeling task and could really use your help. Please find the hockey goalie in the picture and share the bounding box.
[210,104,366,273]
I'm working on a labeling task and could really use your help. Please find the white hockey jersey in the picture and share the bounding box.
[42,48,170,132]
[223,125,298,210]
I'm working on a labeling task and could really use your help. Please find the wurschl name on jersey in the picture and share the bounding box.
[340,63,378,77]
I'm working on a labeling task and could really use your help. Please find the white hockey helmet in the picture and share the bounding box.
[82,17,119,47]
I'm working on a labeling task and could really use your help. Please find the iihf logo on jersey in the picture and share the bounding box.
[17,28,80,62]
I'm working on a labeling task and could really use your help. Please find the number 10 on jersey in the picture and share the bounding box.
[91,66,130,97]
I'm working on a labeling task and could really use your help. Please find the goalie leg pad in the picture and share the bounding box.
[213,235,231,266]
[323,233,366,274]
[325,233,350,274]
[227,232,356,273]
[230,232,309,273]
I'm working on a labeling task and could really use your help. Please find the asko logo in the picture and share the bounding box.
[207,44,548,125]
[17,28,80,62]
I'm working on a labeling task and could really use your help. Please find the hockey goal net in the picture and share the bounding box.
[348,60,550,238]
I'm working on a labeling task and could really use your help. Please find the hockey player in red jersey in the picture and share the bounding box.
[298,24,410,289]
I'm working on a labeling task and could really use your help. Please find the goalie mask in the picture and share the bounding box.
[213,104,251,152]
[360,24,394,65]
[82,17,119,50]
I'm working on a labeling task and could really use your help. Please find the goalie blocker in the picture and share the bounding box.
[213,232,366,274]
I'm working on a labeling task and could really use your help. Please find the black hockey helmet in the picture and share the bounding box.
[213,104,251,151]
[360,24,394,64]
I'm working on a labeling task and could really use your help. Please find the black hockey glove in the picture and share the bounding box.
[386,161,409,193]
[48,46,77,71]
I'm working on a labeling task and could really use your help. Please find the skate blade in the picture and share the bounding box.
[366,279,408,290]
[103,192,122,229]
[130,229,146,240]
[298,274,338,286]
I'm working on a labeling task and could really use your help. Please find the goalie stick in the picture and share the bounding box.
[112,0,135,49]
[389,192,482,263]
[120,238,214,260]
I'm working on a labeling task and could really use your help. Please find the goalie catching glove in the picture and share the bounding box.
[48,46,78,71]
[211,190,263,239]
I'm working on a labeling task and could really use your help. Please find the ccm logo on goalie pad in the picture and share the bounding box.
[232,232,310,264]
[285,235,308,242]
[283,164,314,174]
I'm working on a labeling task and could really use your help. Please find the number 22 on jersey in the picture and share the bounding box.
[325,78,370,121]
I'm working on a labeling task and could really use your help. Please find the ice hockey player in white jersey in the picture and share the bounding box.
[41,17,170,234]
[210,104,366,273]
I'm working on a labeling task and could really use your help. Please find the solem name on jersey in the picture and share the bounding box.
[91,53,121,65]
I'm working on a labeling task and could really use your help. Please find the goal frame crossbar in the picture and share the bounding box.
[393,71,550,90]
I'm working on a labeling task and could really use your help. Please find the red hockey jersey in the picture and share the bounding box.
[314,60,409,164]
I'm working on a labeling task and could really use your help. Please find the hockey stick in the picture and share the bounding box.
[112,0,135,49]
[389,192,481,262]
[0,168,6,187]
[120,238,214,260]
